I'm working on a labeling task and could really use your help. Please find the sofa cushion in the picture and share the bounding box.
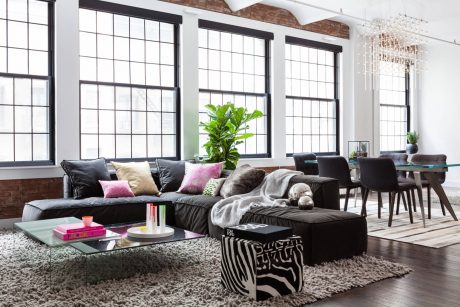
[60,158,111,199]
[174,194,223,234]
[220,164,265,198]
[203,178,226,196]
[178,162,223,194]
[156,159,185,192]
[111,161,160,196]
[99,180,135,198]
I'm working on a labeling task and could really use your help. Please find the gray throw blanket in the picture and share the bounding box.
[210,169,302,228]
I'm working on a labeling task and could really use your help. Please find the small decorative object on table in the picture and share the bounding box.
[82,216,93,227]
[348,141,370,161]
[288,183,314,210]
[406,131,419,154]
[221,223,303,301]
[53,219,106,241]
[127,203,174,239]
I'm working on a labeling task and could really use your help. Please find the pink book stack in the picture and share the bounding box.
[53,222,106,241]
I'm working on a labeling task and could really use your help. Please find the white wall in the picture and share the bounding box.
[0,0,356,180]
[419,43,460,187]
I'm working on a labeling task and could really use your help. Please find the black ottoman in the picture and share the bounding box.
[209,206,367,265]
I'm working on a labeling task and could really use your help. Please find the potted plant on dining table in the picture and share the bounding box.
[406,131,419,154]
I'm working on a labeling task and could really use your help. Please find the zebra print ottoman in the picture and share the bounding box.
[221,235,304,301]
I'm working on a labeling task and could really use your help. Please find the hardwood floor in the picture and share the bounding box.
[312,237,460,306]
[312,189,460,306]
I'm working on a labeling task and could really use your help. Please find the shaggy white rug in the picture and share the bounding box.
[0,231,411,307]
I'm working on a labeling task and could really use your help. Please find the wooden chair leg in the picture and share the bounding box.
[411,189,417,212]
[427,186,432,219]
[344,188,350,212]
[406,190,412,214]
[396,192,401,215]
[440,200,446,216]
[388,192,396,227]
[407,190,414,224]
[402,192,408,211]
[361,188,369,217]
[377,192,382,219]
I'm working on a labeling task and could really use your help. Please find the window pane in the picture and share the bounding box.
[29,51,48,76]
[9,0,27,22]
[8,48,28,74]
[15,78,31,105]
[29,24,48,51]
[33,134,49,160]
[15,134,32,161]
[0,105,13,132]
[114,15,129,37]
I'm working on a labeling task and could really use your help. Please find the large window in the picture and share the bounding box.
[379,61,409,152]
[285,37,341,156]
[79,0,181,160]
[198,20,272,158]
[0,0,54,166]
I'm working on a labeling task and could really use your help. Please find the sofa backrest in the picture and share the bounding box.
[63,168,162,199]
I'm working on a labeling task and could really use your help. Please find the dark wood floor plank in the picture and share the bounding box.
[309,237,460,306]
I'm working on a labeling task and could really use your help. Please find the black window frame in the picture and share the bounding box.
[379,61,410,154]
[285,36,342,157]
[0,0,55,167]
[198,19,273,159]
[78,0,182,162]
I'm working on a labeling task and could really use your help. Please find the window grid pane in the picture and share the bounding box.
[379,61,408,152]
[285,43,338,155]
[79,8,178,160]
[198,28,269,156]
[0,0,52,164]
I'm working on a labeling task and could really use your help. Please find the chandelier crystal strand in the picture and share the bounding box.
[358,14,427,88]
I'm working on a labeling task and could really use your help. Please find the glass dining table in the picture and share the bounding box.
[306,160,460,227]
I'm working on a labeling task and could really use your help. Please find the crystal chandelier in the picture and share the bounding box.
[359,14,427,78]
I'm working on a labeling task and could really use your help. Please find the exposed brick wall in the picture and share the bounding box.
[0,178,62,219]
[160,0,349,39]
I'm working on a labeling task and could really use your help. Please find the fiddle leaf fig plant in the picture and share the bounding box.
[200,103,263,170]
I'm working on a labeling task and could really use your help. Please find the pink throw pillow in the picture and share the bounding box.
[178,162,224,194]
[99,180,135,198]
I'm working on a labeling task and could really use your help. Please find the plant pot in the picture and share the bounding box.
[406,143,418,154]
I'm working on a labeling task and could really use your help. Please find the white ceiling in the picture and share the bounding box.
[224,0,460,44]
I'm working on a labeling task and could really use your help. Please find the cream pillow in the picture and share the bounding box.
[111,161,160,196]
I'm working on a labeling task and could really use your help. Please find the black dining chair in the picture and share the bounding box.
[379,153,412,215]
[293,153,318,175]
[408,154,447,219]
[358,157,420,226]
[318,156,364,211]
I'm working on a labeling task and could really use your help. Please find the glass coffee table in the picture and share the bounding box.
[14,217,206,287]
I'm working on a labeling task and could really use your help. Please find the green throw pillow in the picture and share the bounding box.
[203,178,226,197]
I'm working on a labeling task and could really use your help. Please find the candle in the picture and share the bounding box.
[152,205,157,233]
[82,216,93,227]
[146,203,152,232]
[160,205,166,232]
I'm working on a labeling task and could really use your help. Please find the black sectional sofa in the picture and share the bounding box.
[23,168,367,265]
